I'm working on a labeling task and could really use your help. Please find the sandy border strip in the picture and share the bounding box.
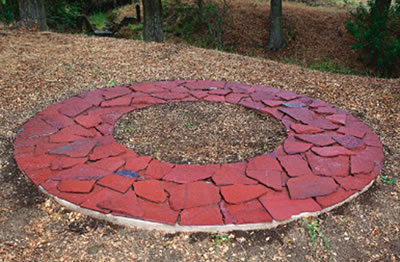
[38,178,375,233]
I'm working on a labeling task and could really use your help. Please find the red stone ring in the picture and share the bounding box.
[14,80,384,232]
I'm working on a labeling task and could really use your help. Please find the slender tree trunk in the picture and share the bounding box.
[374,0,391,17]
[142,0,163,42]
[266,0,287,51]
[18,0,47,31]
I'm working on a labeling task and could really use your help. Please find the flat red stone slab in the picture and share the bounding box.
[14,80,384,232]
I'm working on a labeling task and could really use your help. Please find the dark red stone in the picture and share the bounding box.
[144,160,174,179]
[333,134,365,150]
[290,123,323,134]
[283,137,313,154]
[278,155,313,177]
[203,95,225,102]
[80,187,121,213]
[101,96,132,107]
[260,107,284,120]
[180,205,224,225]
[43,181,103,205]
[59,97,92,117]
[279,107,314,124]
[184,80,225,90]
[311,146,356,157]
[307,118,338,130]
[221,184,269,204]
[315,187,356,208]
[165,181,220,210]
[225,93,247,104]
[335,175,375,191]
[18,118,59,138]
[25,168,55,185]
[57,179,96,193]
[89,156,125,172]
[97,174,135,193]
[250,90,277,101]
[337,127,366,138]
[75,114,103,128]
[326,114,346,125]
[363,131,383,148]
[295,133,335,146]
[79,89,104,106]
[51,157,88,170]
[259,189,321,220]
[132,96,165,104]
[305,152,349,177]
[51,165,111,180]
[313,106,337,114]
[137,198,179,225]
[351,146,383,174]
[276,90,301,100]
[125,155,152,171]
[189,90,209,99]
[261,99,284,107]
[102,86,132,99]
[212,164,257,185]
[152,92,189,100]
[287,175,338,199]
[134,180,167,203]
[227,82,255,94]
[16,154,57,171]
[209,89,231,95]
[49,125,99,143]
[130,82,165,93]
[239,97,264,109]
[49,139,97,158]
[163,164,219,183]
[225,199,273,224]
[39,110,75,129]
[89,142,126,160]
[98,188,144,217]
[247,155,282,171]
[246,170,282,191]
[96,123,114,135]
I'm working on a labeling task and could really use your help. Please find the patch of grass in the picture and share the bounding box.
[307,57,358,75]
[89,12,107,29]
[381,175,397,184]
[212,232,231,247]
[107,79,115,87]
[303,217,331,252]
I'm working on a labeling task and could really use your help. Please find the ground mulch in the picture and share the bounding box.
[0,4,399,261]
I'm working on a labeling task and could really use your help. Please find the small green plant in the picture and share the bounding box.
[303,217,331,251]
[184,112,194,129]
[212,232,231,246]
[107,79,115,87]
[381,175,397,184]
[307,57,357,75]
[89,12,106,29]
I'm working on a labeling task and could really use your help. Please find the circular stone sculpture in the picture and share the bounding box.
[13,80,384,232]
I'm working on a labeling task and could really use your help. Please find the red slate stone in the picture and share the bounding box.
[203,95,225,102]
[144,160,174,179]
[49,139,97,158]
[279,107,314,124]
[226,82,255,94]
[247,155,282,171]
[290,123,323,134]
[225,199,273,224]
[261,99,285,107]
[25,168,55,185]
[57,179,96,193]
[307,118,338,130]
[278,155,313,177]
[165,181,220,210]
[75,114,103,128]
[246,170,283,191]
[39,111,75,129]
[125,155,152,171]
[287,175,338,199]
[351,146,383,174]
[281,115,296,129]
[260,107,284,120]
[152,92,189,100]
[239,97,264,109]
[79,89,104,106]
[130,82,166,93]
[51,157,88,170]
[315,187,356,208]
[49,125,99,143]
[295,133,335,146]
[16,153,57,171]
[311,146,356,157]
[309,99,331,108]
[89,156,125,172]
[305,151,349,177]
[102,86,132,99]
[89,142,126,160]
[51,165,111,180]
[283,137,313,154]
[326,114,346,125]
[34,142,67,156]
[18,118,59,138]
[96,123,114,135]
[132,96,165,105]
[333,134,365,150]
[14,136,48,149]
[155,80,186,89]
[59,97,92,117]
[97,174,135,193]
[363,131,383,148]
[259,189,321,220]
[313,106,337,114]
[250,90,278,101]
[221,184,269,204]
[100,96,132,107]
[184,80,225,90]
[137,198,179,225]
[80,187,122,213]
[335,175,375,191]
[337,127,366,138]
[189,90,209,99]
[219,201,235,224]
[43,181,103,205]
[163,164,219,183]
[225,93,247,104]
[212,165,257,185]
[276,90,301,100]
[134,180,167,203]
[180,205,224,225]
[98,188,144,217]
[209,89,231,95]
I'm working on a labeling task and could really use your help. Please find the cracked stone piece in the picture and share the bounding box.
[102,86,132,99]
[80,187,122,213]
[277,90,301,100]
[225,93,247,104]
[130,82,165,93]
[313,106,337,114]
[18,118,59,138]
[144,160,174,179]
[279,107,314,124]
[134,180,167,203]
[183,80,225,90]
[290,123,323,134]
[51,157,88,170]
[239,97,264,109]
[51,165,111,180]
[49,125,99,143]
[163,164,219,183]
[246,169,283,191]
[283,137,313,154]
[59,97,92,117]
[287,175,338,199]
[311,146,356,157]
[16,154,57,171]
[315,187,356,208]
[335,175,375,191]
[98,188,144,217]
[57,179,96,193]
[180,205,224,225]
[351,146,384,174]
[212,164,257,185]
[49,139,97,158]
[261,99,284,107]
[278,155,313,177]
[337,127,366,138]
[224,199,273,224]
[39,110,75,129]
[88,156,125,172]
[209,89,231,95]
[247,155,282,171]
[306,151,349,177]
[226,82,255,94]
[101,96,132,107]
[164,181,220,210]
[89,142,126,160]
[137,198,179,225]
[259,189,321,220]
[295,133,335,146]
[221,184,269,204]
[307,118,338,130]
[250,90,278,101]
[363,131,383,148]
[152,92,189,100]
[132,96,165,105]
[260,107,284,120]
[326,114,346,125]
[25,168,55,185]
[79,89,104,106]
[97,174,135,193]
[203,95,225,102]
[333,134,365,150]
[125,155,152,172]
[75,114,103,128]
[189,90,209,99]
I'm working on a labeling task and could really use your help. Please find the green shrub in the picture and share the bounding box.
[45,0,83,32]
[346,0,400,77]
[0,0,19,25]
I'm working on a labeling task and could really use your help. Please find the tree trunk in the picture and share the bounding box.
[266,0,287,51]
[374,0,391,17]
[142,0,163,42]
[18,0,47,31]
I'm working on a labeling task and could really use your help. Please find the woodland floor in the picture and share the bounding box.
[0,1,400,261]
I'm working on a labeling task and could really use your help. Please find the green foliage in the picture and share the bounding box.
[346,0,400,77]
[0,0,18,25]
[381,175,397,184]
[89,12,106,29]
[45,0,83,32]
[212,232,231,246]
[307,57,359,75]
[303,217,331,251]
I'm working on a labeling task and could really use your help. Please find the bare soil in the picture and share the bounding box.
[0,1,399,261]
